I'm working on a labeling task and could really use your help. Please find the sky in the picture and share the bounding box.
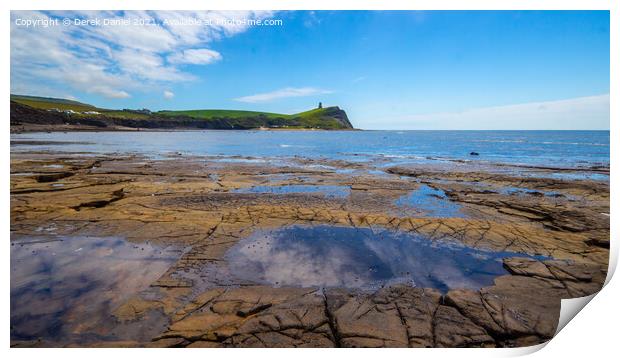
[10,10,610,130]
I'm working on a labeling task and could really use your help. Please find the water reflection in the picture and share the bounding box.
[233,184,350,198]
[500,186,557,197]
[10,236,179,342]
[395,184,465,218]
[226,225,546,292]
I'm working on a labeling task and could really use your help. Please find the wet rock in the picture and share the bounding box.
[503,257,606,298]
[225,291,333,347]
[442,262,604,347]
[72,188,125,210]
[114,297,164,322]
[433,305,494,347]
[151,278,194,288]
[157,286,328,346]
[10,152,609,347]
[325,286,441,347]
[35,172,74,183]
[501,257,556,280]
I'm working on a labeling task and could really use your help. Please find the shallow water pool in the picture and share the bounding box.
[394,184,465,218]
[224,225,546,292]
[233,184,350,198]
[10,236,180,343]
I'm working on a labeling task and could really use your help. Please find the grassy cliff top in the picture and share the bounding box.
[158,107,341,119]
[10,94,354,129]
[11,94,97,112]
[158,107,351,129]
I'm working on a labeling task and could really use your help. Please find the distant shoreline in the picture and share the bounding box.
[10,123,607,134]
[10,95,355,131]
[10,123,360,134]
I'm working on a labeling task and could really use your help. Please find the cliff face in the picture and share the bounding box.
[11,101,68,125]
[318,106,353,129]
[10,101,355,131]
[10,101,108,128]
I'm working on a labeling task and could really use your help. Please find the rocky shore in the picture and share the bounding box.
[10,150,609,347]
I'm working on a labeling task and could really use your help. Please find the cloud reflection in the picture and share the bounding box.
[10,236,178,342]
[226,225,542,292]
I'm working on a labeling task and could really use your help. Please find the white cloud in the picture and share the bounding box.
[168,49,222,65]
[114,48,193,82]
[234,87,333,103]
[10,10,274,99]
[163,90,175,99]
[92,87,131,99]
[367,94,610,130]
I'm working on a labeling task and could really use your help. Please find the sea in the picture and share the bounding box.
[11,130,610,177]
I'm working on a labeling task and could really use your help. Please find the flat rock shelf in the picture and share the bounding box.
[10,141,609,347]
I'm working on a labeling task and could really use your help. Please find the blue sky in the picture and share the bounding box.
[11,10,610,129]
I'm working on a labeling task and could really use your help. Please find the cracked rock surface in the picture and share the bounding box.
[10,152,608,347]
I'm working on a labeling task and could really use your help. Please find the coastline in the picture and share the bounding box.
[10,99,356,132]
[10,148,609,347]
[10,124,360,134]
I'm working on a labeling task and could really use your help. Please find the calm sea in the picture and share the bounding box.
[11,130,609,170]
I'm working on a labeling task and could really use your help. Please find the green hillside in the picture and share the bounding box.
[10,95,150,119]
[10,94,354,130]
[157,107,350,129]
[158,109,289,120]
[10,94,97,112]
